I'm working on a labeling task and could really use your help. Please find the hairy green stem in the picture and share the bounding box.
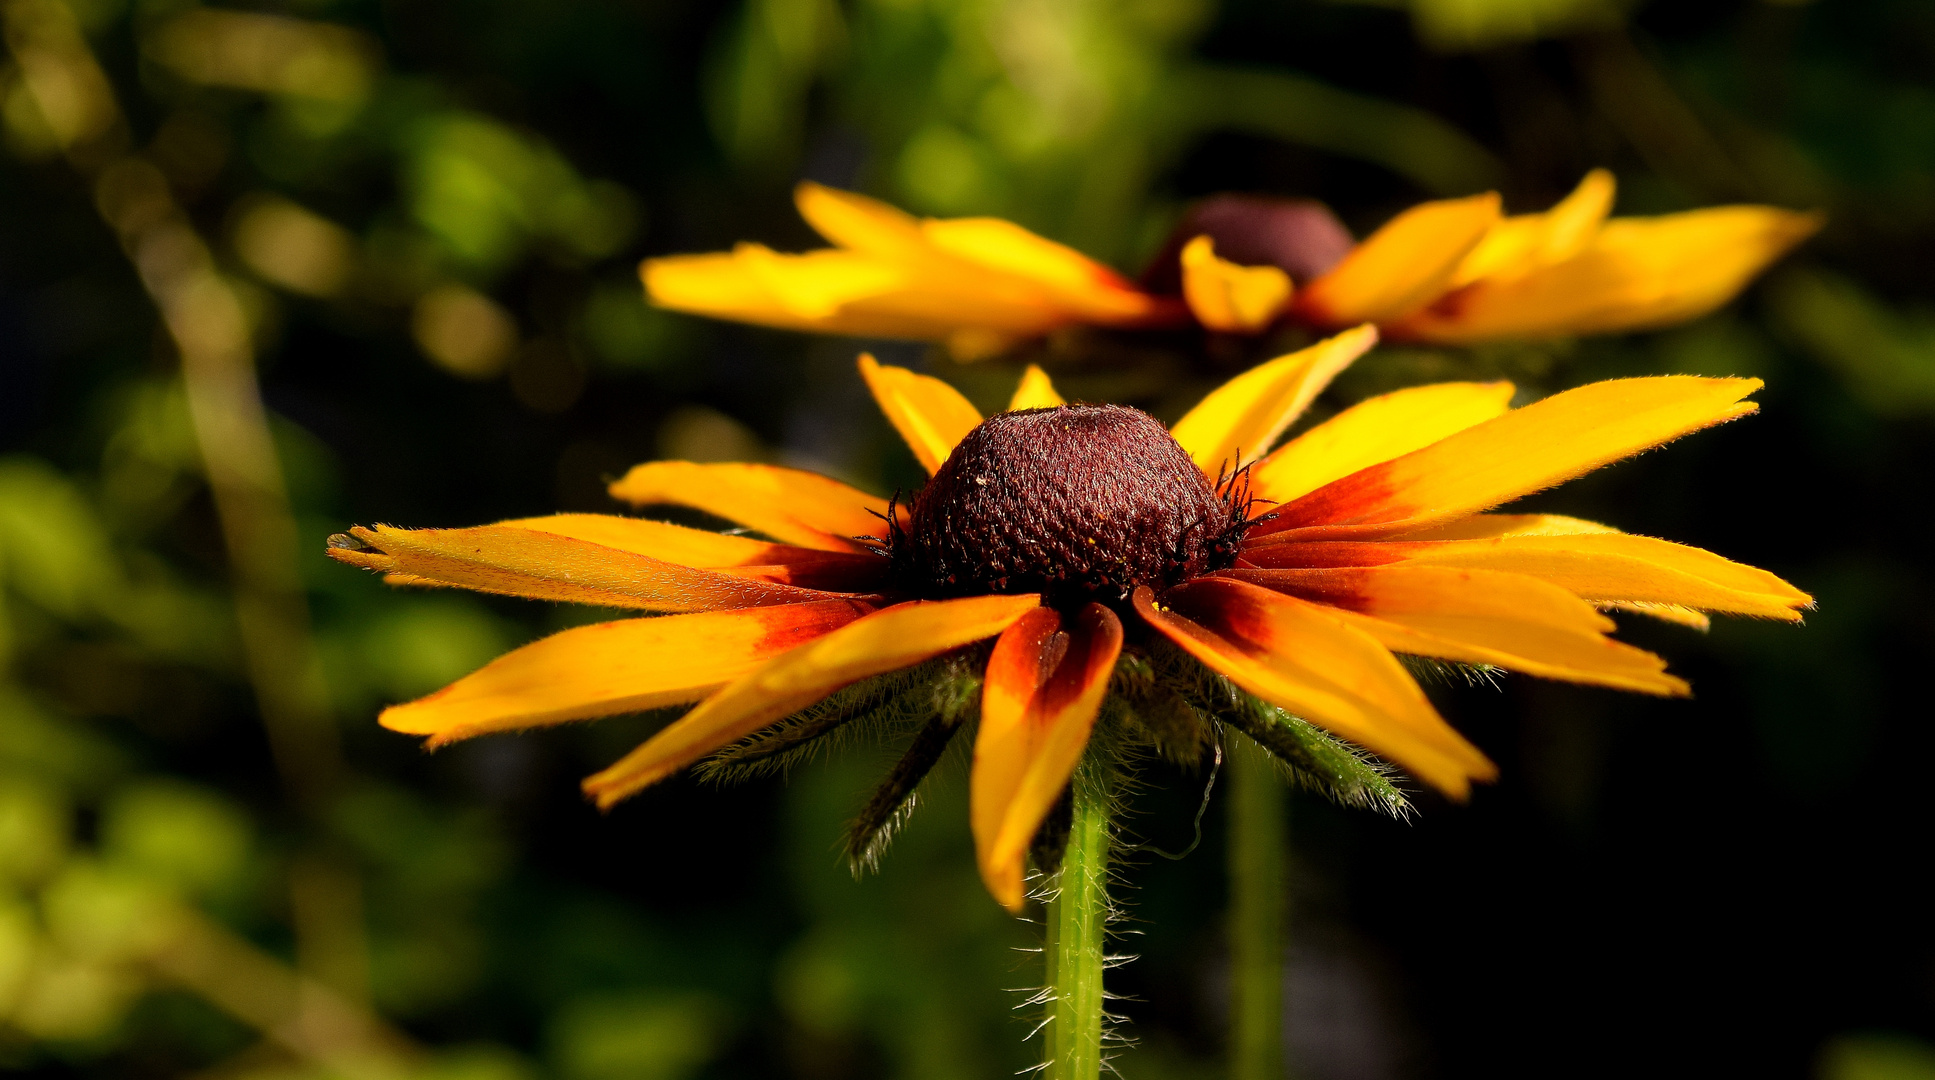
[1229,736,1286,1080]
[1046,771,1112,1080]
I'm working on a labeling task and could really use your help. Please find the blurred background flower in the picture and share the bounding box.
[0,0,1930,1077]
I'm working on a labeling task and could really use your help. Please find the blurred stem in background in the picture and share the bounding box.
[1044,764,1114,1080]
[3,0,383,1056]
[1228,735,1287,1080]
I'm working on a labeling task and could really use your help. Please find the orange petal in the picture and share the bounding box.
[1135,581,1494,797]
[1243,522,1808,621]
[1008,364,1066,411]
[1250,381,1515,505]
[380,601,872,747]
[1221,566,1688,696]
[1449,170,1616,288]
[1395,532,1810,621]
[328,524,860,611]
[857,353,985,474]
[1169,325,1379,475]
[581,594,1042,807]
[1295,193,1501,327]
[972,603,1123,912]
[607,461,890,552]
[1180,235,1293,334]
[1396,205,1822,344]
[501,514,889,591]
[1254,376,1762,540]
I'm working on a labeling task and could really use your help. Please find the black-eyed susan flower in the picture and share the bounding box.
[328,325,1808,911]
[642,175,1818,354]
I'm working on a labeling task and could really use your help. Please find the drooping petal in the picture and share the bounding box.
[1394,206,1822,344]
[581,594,1043,807]
[857,353,985,474]
[1009,365,1066,411]
[329,525,861,611]
[1134,582,1495,797]
[380,601,873,747]
[502,514,889,591]
[972,603,1122,912]
[1221,566,1688,696]
[607,461,891,552]
[1243,522,1809,621]
[1180,235,1293,334]
[1169,325,1379,475]
[1250,381,1515,505]
[1294,193,1502,327]
[1252,376,1762,540]
[1448,170,1616,288]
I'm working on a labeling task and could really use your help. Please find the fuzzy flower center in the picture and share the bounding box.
[896,404,1238,610]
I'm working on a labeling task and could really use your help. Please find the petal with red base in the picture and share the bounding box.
[1134,581,1494,798]
[972,603,1123,912]
[380,600,874,747]
[581,594,1042,807]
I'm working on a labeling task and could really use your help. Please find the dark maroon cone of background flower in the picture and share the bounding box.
[1141,194,1356,293]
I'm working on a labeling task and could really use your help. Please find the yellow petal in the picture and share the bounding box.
[502,514,888,591]
[1396,533,1810,621]
[607,461,890,552]
[328,524,860,611]
[1397,206,1823,344]
[857,353,985,475]
[1135,582,1494,797]
[1449,169,1616,287]
[1169,325,1379,475]
[642,246,912,333]
[1180,235,1293,334]
[581,594,1043,806]
[1243,521,1809,621]
[1602,601,1711,631]
[1255,376,1762,540]
[1222,566,1688,696]
[1250,381,1515,505]
[1295,193,1501,326]
[795,181,930,259]
[1008,364,1066,411]
[920,216,1165,325]
[972,603,1122,912]
[380,601,872,747]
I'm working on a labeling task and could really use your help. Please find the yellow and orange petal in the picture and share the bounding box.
[381,601,874,746]
[1251,375,1763,541]
[973,603,1123,912]
[1136,580,1496,798]
[606,461,892,552]
[580,594,1042,807]
[643,183,1185,357]
[1179,235,1294,334]
[327,523,864,611]
[1168,325,1378,474]
[1221,565,1687,696]
[1293,193,1502,327]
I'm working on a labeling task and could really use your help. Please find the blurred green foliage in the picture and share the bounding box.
[0,0,1932,1076]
